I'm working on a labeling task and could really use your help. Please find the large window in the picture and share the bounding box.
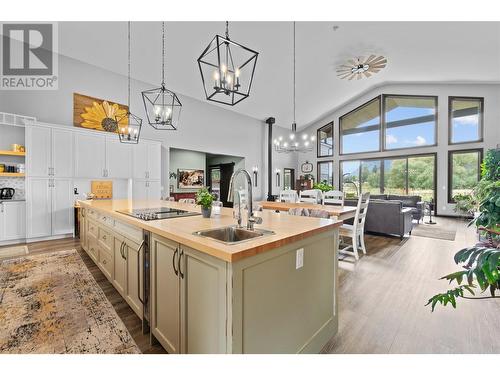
[383,95,437,150]
[317,122,333,157]
[317,161,333,186]
[449,97,483,144]
[341,154,436,202]
[340,97,380,154]
[448,149,482,203]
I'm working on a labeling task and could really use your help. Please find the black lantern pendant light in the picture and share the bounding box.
[142,22,182,130]
[197,21,259,106]
[274,22,315,153]
[117,21,142,144]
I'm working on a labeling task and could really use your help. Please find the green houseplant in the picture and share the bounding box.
[196,188,214,218]
[427,149,500,311]
[313,180,333,193]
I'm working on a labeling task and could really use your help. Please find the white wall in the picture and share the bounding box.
[296,83,500,216]
[0,54,297,201]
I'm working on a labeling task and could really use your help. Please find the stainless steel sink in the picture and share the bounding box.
[193,226,274,245]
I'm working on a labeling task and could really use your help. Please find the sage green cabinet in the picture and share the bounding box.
[151,235,181,354]
[150,234,228,354]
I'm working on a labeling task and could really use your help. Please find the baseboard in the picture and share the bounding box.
[0,239,27,247]
[26,233,74,243]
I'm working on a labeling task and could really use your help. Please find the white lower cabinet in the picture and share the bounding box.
[151,234,227,354]
[0,201,26,241]
[27,178,73,239]
[132,179,161,200]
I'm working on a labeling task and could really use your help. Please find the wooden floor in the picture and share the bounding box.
[3,216,499,354]
[323,216,500,354]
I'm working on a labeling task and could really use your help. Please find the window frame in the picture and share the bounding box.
[447,148,483,203]
[316,121,334,158]
[381,94,438,151]
[340,152,437,206]
[339,96,382,156]
[448,96,484,145]
[317,160,334,186]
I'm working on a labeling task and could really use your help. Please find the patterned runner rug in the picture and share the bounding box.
[0,249,140,354]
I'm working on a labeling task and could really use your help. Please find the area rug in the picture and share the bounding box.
[411,224,456,241]
[0,245,29,260]
[0,249,140,354]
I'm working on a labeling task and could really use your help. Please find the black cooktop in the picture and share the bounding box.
[116,207,200,221]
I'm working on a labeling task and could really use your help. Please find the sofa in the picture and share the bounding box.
[344,199,413,238]
[369,194,424,222]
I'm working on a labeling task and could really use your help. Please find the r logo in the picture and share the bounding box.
[2,23,53,75]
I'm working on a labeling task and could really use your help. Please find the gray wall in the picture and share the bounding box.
[0,54,298,200]
[296,83,500,216]
[169,148,206,193]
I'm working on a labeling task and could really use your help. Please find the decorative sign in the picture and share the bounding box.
[73,93,129,133]
[301,161,313,173]
[91,180,113,199]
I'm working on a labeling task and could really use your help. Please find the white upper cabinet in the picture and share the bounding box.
[106,137,132,179]
[27,126,51,177]
[74,132,106,178]
[148,143,162,180]
[132,141,162,180]
[52,128,73,177]
[132,143,149,180]
[148,180,162,200]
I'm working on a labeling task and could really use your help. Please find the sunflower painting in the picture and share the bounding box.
[73,93,129,133]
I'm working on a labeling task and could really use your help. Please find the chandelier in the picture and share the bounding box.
[197,21,259,106]
[274,22,315,153]
[142,22,182,130]
[116,21,142,144]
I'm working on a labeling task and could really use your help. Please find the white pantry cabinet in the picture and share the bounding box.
[0,201,26,241]
[26,177,73,239]
[74,132,106,178]
[132,141,161,180]
[132,180,161,200]
[106,138,132,179]
[27,126,73,177]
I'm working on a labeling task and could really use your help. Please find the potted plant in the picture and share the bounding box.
[313,180,333,193]
[427,149,500,311]
[196,187,214,218]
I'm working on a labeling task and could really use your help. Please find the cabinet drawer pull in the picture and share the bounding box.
[102,259,107,265]
[102,235,107,240]
[137,240,145,305]
[172,247,179,276]
[178,248,184,279]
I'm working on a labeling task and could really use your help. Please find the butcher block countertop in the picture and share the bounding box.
[79,199,342,263]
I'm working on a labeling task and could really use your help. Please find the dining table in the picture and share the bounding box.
[256,201,357,221]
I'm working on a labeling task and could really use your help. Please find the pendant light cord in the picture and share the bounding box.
[127,21,131,110]
[162,21,165,86]
[293,21,296,126]
[225,21,229,39]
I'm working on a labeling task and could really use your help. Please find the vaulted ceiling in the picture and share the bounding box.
[58,21,500,128]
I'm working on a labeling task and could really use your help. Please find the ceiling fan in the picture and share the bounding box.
[336,55,387,80]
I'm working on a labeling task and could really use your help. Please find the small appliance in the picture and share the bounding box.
[0,188,15,200]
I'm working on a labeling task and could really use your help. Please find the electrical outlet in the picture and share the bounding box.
[296,248,304,269]
[74,188,78,194]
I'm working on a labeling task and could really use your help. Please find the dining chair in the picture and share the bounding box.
[288,207,309,216]
[280,189,298,203]
[307,209,330,218]
[167,197,175,202]
[323,190,344,206]
[299,189,322,204]
[339,192,370,260]
[179,198,196,204]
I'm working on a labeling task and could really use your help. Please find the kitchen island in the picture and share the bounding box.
[78,199,341,354]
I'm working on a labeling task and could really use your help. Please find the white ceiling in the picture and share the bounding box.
[57,21,500,128]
